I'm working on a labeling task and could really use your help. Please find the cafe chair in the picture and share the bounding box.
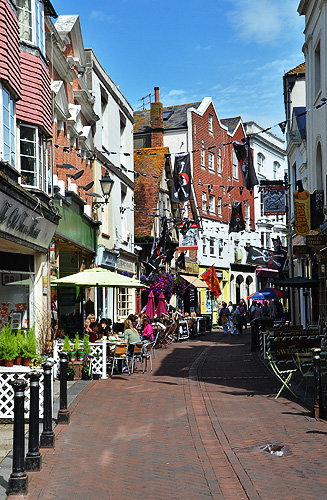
[266,350,297,399]
[109,342,130,376]
[128,342,144,374]
[141,342,155,373]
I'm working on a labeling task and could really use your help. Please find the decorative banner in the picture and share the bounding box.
[171,153,191,203]
[233,137,258,190]
[146,216,177,273]
[175,251,186,270]
[263,185,286,215]
[179,223,198,251]
[246,246,288,270]
[201,266,221,297]
[229,201,245,233]
[293,184,310,236]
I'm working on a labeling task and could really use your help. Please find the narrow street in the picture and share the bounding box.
[7,329,327,500]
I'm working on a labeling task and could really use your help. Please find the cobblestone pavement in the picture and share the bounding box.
[5,329,327,500]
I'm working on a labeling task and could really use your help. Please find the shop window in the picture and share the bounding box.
[2,88,16,167]
[118,287,132,318]
[20,124,48,191]
[17,0,45,53]
[0,272,32,331]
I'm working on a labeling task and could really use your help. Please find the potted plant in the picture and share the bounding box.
[63,335,75,360]
[82,334,91,356]
[0,329,5,365]
[74,333,84,360]
[22,326,37,366]
[81,354,91,380]
[1,324,17,367]
[66,362,75,381]
[15,331,25,365]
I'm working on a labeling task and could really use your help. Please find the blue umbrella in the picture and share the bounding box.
[247,288,286,300]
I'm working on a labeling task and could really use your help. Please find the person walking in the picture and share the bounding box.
[230,304,240,335]
[219,302,230,335]
[227,301,233,330]
[238,301,246,334]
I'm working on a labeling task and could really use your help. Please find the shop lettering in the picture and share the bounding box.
[0,200,41,239]
[294,202,309,235]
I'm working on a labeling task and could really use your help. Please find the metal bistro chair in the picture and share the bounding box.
[142,341,155,373]
[109,342,130,376]
[127,342,144,374]
[152,326,163,359]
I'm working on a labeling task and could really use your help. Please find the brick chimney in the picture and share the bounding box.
[150,86,164,147]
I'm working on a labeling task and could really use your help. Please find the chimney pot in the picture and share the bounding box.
[154,87,160,103]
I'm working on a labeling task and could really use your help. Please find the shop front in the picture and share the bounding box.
[51,192,99,336]
[198,267,229,324]
[0,165,59,336]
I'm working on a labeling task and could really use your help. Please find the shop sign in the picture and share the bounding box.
[293,188,310,236]
[179,224,198,251]
[262,185,286,215]
[0,198,56,250]
[293,245,308,255]
[43,276,48,295]
[97,248,118,270]
[117,256,135,273]
[306,234,326,246]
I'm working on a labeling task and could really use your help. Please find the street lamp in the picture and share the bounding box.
[92,171,114,210]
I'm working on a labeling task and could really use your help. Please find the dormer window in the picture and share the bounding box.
[17,0,45,53]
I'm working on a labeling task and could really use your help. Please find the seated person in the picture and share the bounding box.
[99,318,109,338]
[85,314,100,343]
[123,319,141,354]
[142,316,154,342]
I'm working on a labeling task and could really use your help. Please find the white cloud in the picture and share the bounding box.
[89,10,115,22]
[227,0,303,45]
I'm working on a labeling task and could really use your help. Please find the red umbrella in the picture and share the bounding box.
[156,292,167,318]
[146,291,155,319]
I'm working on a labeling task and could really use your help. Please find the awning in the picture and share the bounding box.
[256,267,279,277]
[180,274,208,288]
[272,276,319,288]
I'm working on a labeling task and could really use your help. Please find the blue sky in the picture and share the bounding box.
[52,0,304,135]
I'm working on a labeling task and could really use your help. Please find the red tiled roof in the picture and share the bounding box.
[285,62,305,76]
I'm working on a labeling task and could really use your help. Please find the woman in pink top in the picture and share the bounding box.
[142,317,154,342]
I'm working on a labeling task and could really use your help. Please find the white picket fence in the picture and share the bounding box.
[53,338,107,379]
[0,366,50,420]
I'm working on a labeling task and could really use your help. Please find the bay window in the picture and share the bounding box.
[20,125,48,191]
[2,88,16,167]
[17,0,45,53]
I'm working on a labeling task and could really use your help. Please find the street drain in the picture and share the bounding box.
[233,442,291,457]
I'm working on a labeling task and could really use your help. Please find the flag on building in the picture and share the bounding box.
[171,153,192,203]
[175,251,186,270]
[201,265,221,297]
[233,138,258,190]
[246,245,288,270]
[229,201,245,233]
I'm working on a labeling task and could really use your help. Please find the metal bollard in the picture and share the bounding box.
[7,379,28,496]
[25,371,42,471]
[40,361,55,448]
[57,351,70,424]
[312,348,326,419]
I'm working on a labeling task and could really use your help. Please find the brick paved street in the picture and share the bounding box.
[6,329,327,500]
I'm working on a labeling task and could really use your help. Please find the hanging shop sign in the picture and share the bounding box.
[0,197,57,251]
[293,187,310,236]
[306,234,326,246]
[262,185,286,215]
[293,245,309,255]
[179,223,198,251]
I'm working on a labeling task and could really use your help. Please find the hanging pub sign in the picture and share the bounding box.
[179,223,198,251]
[263,185,286,215]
